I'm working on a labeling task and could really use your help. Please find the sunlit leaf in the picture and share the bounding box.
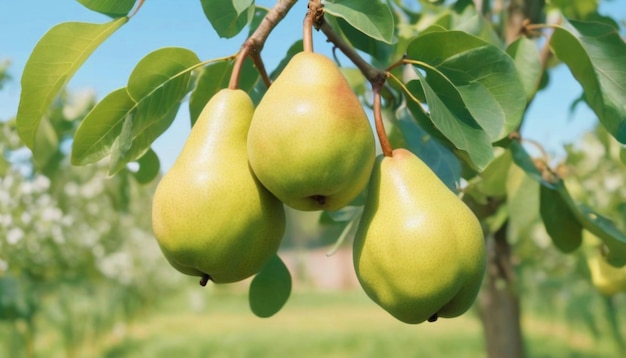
[132,148,160,184]
[17,19,128,151]
[507,36,543,101]
[550,19,626,144]
[396,105,461,190]
[201,0,255,38]
[407,30,526,141]
[71,88,134,165]
[471,148,512,198]
[540,184,583,253]
[413,71,494,171]
[324,0,395,44]
[249,255,291,318]
[108,102,179,176]
[76,0,136,17]
[33,117,59,170]
[506,163,540,243]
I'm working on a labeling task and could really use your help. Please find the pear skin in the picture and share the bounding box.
[152,89,285,283]
[353,149,486,324]
[247,52,375,212]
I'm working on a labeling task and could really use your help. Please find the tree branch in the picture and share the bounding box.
[228,0,298,89]
[316,17,387,88]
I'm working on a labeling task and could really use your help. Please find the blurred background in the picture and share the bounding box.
[2,0,626,357]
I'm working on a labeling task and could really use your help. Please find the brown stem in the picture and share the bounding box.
[129,0,145,18]
[304,0,324,53]
[228,0,298,89]
[251,52,272,88]
[228,46,252,90]
[373,84,392,157]
[318,18,387,87]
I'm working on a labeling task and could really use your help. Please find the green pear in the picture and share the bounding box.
[247,52,375,212]
[152,89,285,284]
[353,149,486,324]
[585,232,626,296]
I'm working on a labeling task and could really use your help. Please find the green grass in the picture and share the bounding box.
[93,288,617,358]
[2,287,620,357]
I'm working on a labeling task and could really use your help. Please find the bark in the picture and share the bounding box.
[478,223,525,358]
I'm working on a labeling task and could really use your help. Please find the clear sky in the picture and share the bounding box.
[1,0,624,170]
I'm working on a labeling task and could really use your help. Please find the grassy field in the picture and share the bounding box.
[82,288,619,358]
[2,286,620,357]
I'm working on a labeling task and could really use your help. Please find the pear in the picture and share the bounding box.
[152,89,285,284]
[585,232,626,296]
[247,52,375,212]
[353,149,486,324]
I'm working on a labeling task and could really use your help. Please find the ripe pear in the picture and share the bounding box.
[353,149,486,324]
[247,52,375,212]
[152,89,285,284]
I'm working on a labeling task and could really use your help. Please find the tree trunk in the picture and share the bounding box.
[478,223,525,358]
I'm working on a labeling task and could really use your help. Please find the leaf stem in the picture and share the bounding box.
[373,83,392,157]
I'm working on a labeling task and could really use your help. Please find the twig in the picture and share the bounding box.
[228,0,298,89]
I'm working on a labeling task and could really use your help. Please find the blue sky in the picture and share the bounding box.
[1,0,624,169]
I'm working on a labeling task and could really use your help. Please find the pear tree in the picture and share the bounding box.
[14,1,626,357]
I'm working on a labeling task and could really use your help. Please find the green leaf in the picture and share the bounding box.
[201,0,255,38]
[33,117,59,169]
[76,0,136,17]
[413,70,494,171]
[248,6,268,36]
[472,148,512,198]
[620,146,626,165]
[72,48,198,169]
[512,140,626,264]
[71,88,135,165]
[396,105,461,190]
[540,184,583,253]
[132,148,160,184]
[127,47,200,102]
[249,255,291,318]
[189,58,259,125]
[328,16,393,65]
[506,163,540,243]
[108,101,179,176]
[17,18,128,151]
[577,204,626,267]
[508,140,545,184]
[324,0,395,44]
[507,36,543,101]
[326,209,362,257]
[550,19,626,144]
[407,30,526,141]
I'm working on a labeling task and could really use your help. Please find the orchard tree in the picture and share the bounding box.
[0,86,177,357]
[14,0,626,357]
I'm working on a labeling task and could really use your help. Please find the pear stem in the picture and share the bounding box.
[228,46,252,90]
[304,0,322,53]
[373,84,393,157]
[228,0,298,89]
